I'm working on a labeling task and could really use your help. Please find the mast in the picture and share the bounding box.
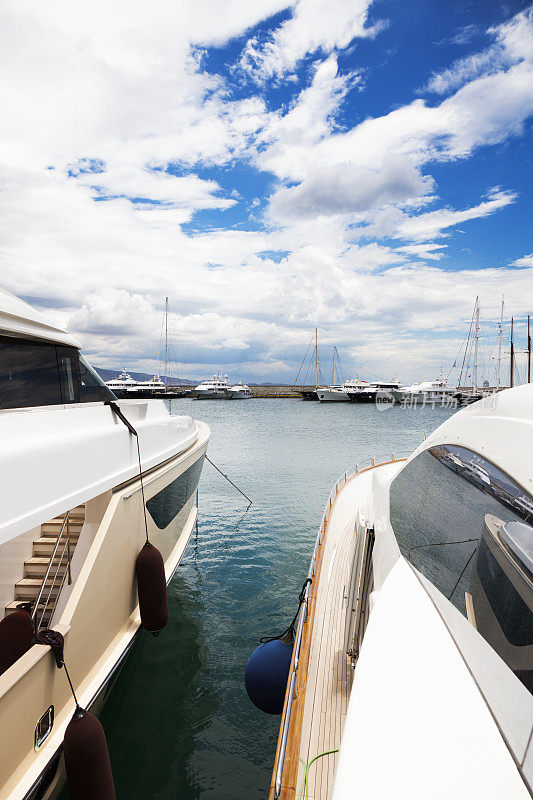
[510,316,514,388]
[164,296,169,389]
[473,296,479,393]
[315,328,318,389]
[496,298,504,390]
[527,314,531,383]
[333,346,337,385]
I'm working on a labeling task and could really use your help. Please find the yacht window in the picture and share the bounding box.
[57,347,80,403]
[390,444,533,693]
[79,356,116,402]
[146,456,205,529]
[0,335,116,409]
[0,336,63,409]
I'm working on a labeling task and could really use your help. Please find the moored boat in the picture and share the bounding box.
[193,373,230,399]
[317,380,362,402]
[0,288,209,800]
[225,382,252,399]
[346,380,401,403]
[266,383,533,799]
[392,376,456,406]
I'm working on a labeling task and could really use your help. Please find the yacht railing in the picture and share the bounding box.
[272,451,411,798]
[31,511,73,633]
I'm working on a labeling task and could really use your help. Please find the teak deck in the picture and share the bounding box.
[269,487,358,800]
[296,512,356,800]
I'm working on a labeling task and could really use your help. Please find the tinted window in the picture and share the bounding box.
[147,456,205,529]
[0,336,63,409]
[79,355,116,402]
[390,444,533,693]
[57,346,81,403]
[0,335,116,409]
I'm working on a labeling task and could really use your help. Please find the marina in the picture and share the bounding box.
[60,397,459,800]
[2,2,533,799]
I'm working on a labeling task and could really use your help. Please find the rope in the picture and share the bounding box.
[135,434,150,544]
[34,629,80,708]
[205,455,252,506]
[106,401,149,543]
[260,578,312,644]
[297,749,339,800]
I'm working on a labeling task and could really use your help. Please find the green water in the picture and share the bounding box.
[60,399,454,800]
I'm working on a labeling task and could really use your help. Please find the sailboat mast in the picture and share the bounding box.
[164,296,168,389]
[510,316,514,388]
[527,314,531,383]
[315,328,318,389]
[473,296,479,393]
[496,298,504,390]
[333,346,336,385]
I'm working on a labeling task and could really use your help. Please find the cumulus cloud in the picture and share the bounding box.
[238,0,381,81]
[0,2,532,383]
[268,156,433,220]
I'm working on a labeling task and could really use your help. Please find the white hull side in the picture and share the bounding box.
[317,389,349,402]
[0,423,209,800]
[225,390,252,399]
[193,390,226,399]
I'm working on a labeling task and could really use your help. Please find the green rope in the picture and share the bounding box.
[297,749,339,800]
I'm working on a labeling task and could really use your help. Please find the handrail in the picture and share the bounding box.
[31,511,73,632]
[272,451,411,798]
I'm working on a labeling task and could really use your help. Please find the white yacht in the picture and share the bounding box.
[225,382,252,399]
[392,376,456,406]
[0,288,209,800]
[317,380,362,403]
[266,384,533,800]
[346,380,401,403]
[193,373,230,399]
[105,368,167,397]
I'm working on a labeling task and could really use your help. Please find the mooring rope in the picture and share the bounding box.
[106,401,150,543]
[260,578,312,644]
[35,628,80,708]
[205,455,252,506]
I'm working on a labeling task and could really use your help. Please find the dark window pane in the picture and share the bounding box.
[147,456,205,529]
[79,355,116,402]
[390,444,533,693]
[0,335,62,409]
[57,346,81,403]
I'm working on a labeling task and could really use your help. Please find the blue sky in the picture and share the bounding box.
[1,0,532,383]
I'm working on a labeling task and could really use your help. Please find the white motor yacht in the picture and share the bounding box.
[392,376,456,406]
[225,382,252,399]
[193,373,230,399]
[105,368,167,397]
[267,384,533,800]
[317,380,362,403]
[346,380,401,403]
[0,288,209,800]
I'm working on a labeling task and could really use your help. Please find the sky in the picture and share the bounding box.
[1,0,533,384]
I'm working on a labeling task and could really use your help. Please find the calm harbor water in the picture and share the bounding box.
[60,399,454,800]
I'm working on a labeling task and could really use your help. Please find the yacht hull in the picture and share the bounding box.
[193,390,226,399]
[225,390,252,399]
[392,390,456,406]
[317,389,348,402]
[0,423,209,800]
[346,390,376,403]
